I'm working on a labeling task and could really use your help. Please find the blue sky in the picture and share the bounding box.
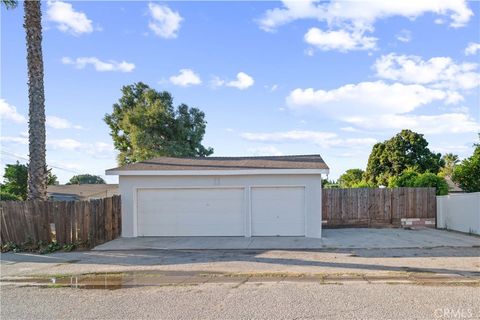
[1,0,479,183]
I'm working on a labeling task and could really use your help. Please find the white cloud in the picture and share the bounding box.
[286,81,460,119]
[465,42,480,55]
[374,53,480,90]
[209,76,225,88]
[259,0,472,31]
[304,48,315,56]
[340,126,360,132]
[212,72,255,90]
[62,56,135,72]
[48,139,114,157]
[0,136,28,144]
[430,144,470,154]
[259,0,472,52]
[247,146,284,156]
[148,3,183,39]
[396,29,412,43]
[93,142,114,153]
[0,99,25,124]
[346,113,480,134]
[47,1,93,35]
[46,116,83,129]
[304,27,377,52]
[264,84,278,92]
[49,138,85,150]
[169,69,202,87]
[226,72,255,90]
[241,130,377,148]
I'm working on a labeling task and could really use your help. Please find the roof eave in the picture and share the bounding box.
[105,168,329,176]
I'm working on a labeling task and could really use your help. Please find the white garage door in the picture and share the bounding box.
[251,187,305,236]
[137,188,245,236]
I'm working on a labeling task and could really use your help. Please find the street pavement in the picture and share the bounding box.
[1,282,479,320]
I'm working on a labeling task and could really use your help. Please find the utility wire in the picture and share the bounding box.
[0,150,83,174]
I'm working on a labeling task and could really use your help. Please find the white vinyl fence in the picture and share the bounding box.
[437,192,480,235]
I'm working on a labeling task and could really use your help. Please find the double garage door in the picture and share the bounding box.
[137,187,305,236]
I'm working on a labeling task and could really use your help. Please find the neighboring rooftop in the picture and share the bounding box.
[445,177,463,193]
[47,184,119,198]
[106,155,329,172]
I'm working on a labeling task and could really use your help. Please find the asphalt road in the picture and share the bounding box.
[1,282,479,320]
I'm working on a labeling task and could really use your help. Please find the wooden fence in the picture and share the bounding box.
[322,188,436,228]
[0,195,121,248]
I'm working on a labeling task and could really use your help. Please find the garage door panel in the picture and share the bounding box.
[137,188,245,236]
[251,187,305,236]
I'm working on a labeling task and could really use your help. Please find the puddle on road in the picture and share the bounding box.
[1,271,478,290]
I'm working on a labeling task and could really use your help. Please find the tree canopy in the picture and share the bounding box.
[388,168,448,195]
[0,162,57,200]
[67,174,106,185]
[1,0,17,9]
[452,137,480,192]
[104,82,213,165]
[364,130,444,186]
[338,169,364,188]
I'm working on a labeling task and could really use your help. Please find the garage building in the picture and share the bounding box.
[106,155,329,238]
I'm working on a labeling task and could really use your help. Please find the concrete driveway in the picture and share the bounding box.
[93,228,480,250]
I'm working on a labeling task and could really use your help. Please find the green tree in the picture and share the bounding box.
[322,178,339,189]
[338,169,365,188]
[1,0,17,9]
[0,192,21,201]
[0,162,57,200]
[67,174,106,185]
[350,181,376,188]
[365,130,444,185]
[414,173,449,196]
[388,169,448,195]
[439,153,459,177]
[452,137,480,192]
[388,168,419,188]
[104,83,213,165]
[1,162,28,199]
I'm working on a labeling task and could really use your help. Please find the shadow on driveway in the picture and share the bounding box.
[2,246,479,277]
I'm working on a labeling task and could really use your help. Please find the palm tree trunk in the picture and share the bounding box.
[24,0,47,200]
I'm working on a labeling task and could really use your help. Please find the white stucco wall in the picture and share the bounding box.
[118,174,323,238]
[437,192,480,235]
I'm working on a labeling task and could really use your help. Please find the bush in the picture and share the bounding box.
[388,170,448,195]
[452,141,480,192]
[350,181,376,188]
[413,173,449,195]
[388,168,419,188]
[0,191,21,201]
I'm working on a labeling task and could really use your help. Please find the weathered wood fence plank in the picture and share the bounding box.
[323,188,436,228]
[0,196,121,249]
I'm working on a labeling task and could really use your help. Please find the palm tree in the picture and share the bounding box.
[24,0,47,200]
[2,0,47,200]
[441,153,460,177]
[1,0,16,9]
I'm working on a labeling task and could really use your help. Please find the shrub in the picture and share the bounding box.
[388,169,448,195]
[388,168,419,188]
[0,191,21,201]
[452,141,480,192]
[350,181,376,188]
[413,172,449,195]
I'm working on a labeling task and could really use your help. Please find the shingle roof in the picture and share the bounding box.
[47,184,119,197]
[106,155,329,172]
